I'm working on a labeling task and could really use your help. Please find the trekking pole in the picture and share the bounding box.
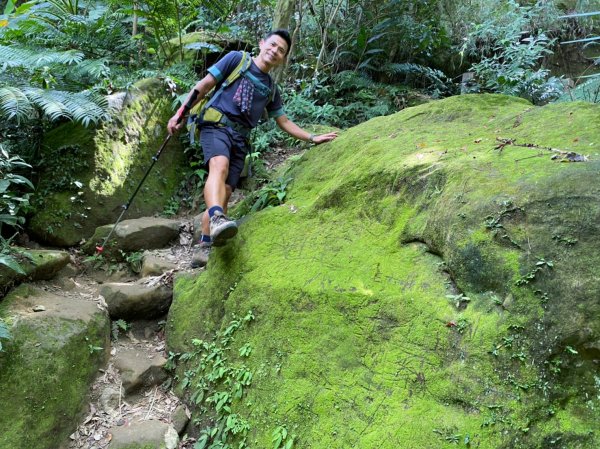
[95,134,172,254]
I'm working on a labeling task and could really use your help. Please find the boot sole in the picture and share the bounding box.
[211,223,238,246]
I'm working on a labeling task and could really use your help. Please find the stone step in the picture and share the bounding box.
[112,348,168,396]
[82,217,183,257]
[100,278,173,320]
[107,419,179,449]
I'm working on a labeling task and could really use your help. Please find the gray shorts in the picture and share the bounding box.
[200,125,249,190]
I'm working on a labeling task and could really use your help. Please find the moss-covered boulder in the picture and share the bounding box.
[166,94,600,449]
[0,249,71,294]
[27,78,187,247]
[0,285,110,449]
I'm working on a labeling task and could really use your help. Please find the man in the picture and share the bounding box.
[168,29,338,268]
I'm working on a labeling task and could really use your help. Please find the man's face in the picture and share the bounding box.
[258,35,288,67]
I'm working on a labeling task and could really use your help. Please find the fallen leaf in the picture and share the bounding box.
[552,152,587,162]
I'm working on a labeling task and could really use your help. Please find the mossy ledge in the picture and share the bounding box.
[27,78,187,247]
[167,94,600,449]
[0,285,110,449]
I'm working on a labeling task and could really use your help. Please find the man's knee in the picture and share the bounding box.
[208,155,229,179]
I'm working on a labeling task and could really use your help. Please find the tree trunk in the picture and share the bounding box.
[273,0,295,30]
[132,2,138,37]
[272,0,296,83]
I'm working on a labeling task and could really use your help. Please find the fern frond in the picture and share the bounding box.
[0,86,36,123]
[332,71,377,90]
[555,76,600,103]
[0,85,109,126]
[0,45,84,70]
[384,63,451,86]
[69,58,111,81]
[23,87,68,121]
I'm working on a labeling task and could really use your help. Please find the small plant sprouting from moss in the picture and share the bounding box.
[272,425,295,449]
[552,234,578,246]
[85,337,103,354]
[84,252,105,270]
[111,319,130,341]
[446,293,471,309]
[515,258,553,286]
[250,177,293,212]
[175,311,255,449]
[121,250,144,274]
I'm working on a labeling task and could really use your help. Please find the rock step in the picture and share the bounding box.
[82,217,184,257]
[108,420,179,449]
[69,318,190,449]
[100,277,173,320]
[113,347,168,395]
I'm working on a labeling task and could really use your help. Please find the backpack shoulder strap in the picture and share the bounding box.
[224,51,252,86]
[203,51,252,111]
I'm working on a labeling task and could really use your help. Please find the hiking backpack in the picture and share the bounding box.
[187,51,274,144]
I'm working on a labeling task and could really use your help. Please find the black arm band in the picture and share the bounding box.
[183,89,200,111]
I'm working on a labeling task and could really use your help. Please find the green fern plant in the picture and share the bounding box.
[383,62,455,96]
[0,85,109,126]
[0,144,33,232]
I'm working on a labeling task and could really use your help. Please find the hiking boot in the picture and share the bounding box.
[191,242,212,268]
[209,211,238,246]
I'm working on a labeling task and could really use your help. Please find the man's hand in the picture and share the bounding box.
[312,131,338,144]
[167,113,185,135]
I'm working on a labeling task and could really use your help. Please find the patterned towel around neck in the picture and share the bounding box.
[233,77,254,113]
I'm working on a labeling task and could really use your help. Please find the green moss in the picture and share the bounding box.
[167,94,600,448]
[0,286,110,449]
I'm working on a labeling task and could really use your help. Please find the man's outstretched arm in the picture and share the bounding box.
[275,115,338,144]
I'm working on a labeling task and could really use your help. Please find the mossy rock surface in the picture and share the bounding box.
[27,78,187,247]
[166,94,600,449]
[0,285,110,449]
[0,249,70,294]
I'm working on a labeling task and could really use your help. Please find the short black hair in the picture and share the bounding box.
[265,29,292,56]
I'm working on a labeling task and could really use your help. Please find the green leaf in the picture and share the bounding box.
[0,214,19,226]
[0,180,10,193]
[0,254,26,274]
[194,434,209,449]
[4,0,15,15]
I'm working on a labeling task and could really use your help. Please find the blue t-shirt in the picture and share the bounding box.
[207,51,285,129]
